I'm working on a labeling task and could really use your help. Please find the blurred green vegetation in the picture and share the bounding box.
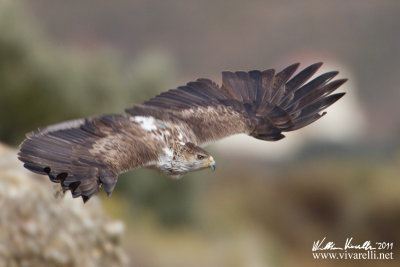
[0,0,199,226]
[0,0,174,145]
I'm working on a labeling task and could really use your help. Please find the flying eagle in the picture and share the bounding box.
[18,62,346,202]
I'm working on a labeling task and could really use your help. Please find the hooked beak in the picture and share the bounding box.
[201,156,216,170]
[209,156,216,171]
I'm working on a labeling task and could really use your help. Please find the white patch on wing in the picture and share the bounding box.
[155,120,168,129]
[131,116,157,131]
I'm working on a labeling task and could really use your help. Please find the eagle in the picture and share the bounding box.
[18,62,346,203]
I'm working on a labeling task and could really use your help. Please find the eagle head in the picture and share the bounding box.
[160,142,215,178]
[180,142,216,171]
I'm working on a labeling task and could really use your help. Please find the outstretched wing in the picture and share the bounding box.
[126,62,346,146]
[18,115,161,202]
[19,62,346,202]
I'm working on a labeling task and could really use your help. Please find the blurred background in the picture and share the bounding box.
[0,0,399,266]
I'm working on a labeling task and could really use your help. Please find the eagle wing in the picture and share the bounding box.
[126,62,347,146]
[18,115,162,202]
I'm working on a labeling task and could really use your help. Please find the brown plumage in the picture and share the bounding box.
[18,62,347,202]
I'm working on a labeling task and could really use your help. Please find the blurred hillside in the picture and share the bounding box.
[1,1,400,266]
[0,143,127,266]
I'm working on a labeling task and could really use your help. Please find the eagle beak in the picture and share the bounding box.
[209,156,216,171]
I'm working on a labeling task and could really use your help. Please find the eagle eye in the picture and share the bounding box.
[196,154,206,160]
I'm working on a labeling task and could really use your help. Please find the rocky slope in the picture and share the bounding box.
[0,143,127,267]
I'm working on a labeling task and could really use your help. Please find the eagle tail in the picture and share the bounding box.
[18,117,118,203]
[223,62,346,141]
